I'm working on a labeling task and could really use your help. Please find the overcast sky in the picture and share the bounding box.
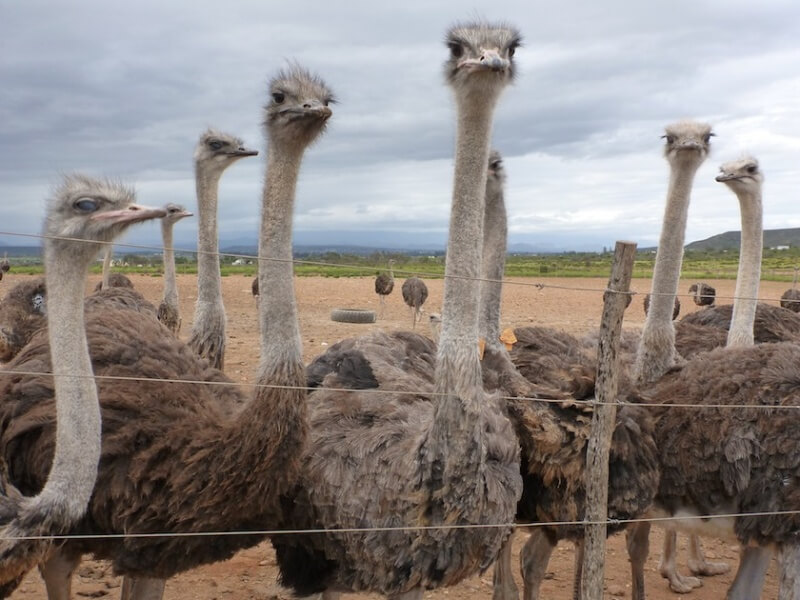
[2,0,799,253]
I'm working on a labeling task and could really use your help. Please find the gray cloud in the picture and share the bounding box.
[1,0,798,251]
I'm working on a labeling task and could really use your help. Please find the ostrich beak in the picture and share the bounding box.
[91,204,168,225]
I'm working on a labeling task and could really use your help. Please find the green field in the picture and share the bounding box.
[8,248,800,282]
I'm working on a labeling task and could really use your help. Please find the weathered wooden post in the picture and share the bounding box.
[580,240,637,600]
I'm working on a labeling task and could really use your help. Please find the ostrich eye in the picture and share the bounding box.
[508,45,517,58]
[209,140,223,150]
[74,198,98,212]
[272,92,285,104]
[663,135,675,145]
[746,165,758,174]
[703,133,713,144]
[491,161,502,169]
[448,42,463,59]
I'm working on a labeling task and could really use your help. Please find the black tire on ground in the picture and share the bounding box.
[330,308,377,324]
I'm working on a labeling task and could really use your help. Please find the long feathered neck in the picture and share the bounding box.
[219,142,308,519]
[257,145,304,373]
[189,166,226,367]
[424,93,498,503]
[727,187,763,347]
[479,184,507,351]
[161,220,178,307]
[634,157,702,385]
[34,239,101,524]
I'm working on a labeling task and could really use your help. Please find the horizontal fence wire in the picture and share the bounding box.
[1,228,799,543]
[1,509,799,542]
[0,230,796,304]
[2,368,800,412]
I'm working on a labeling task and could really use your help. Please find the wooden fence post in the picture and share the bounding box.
[580,240,637,600]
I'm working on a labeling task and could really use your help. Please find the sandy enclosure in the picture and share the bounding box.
[5,273,787,599]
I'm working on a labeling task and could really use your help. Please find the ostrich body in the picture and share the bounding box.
[401,276,428,329]
[689,282,716,306]
[0,254,10,281]
[0,278,46,362]
[0,175,166,593]
[3,67,328,600]
[93,272,133,292]
[643,293,680,320]
[374,259,395,317]
[680,301,800,344]
[157,203,193,334]
[272,23,523,598]
[781,268,800,312]
[187,129,257,370]
[475,153,657,600]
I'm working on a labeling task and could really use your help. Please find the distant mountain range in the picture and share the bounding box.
[686,227,800,251]
[5,227,800,257]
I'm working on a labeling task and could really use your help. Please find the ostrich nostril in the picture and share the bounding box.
[303,103,311,109]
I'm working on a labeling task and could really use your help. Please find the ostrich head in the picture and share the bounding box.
[163,203,194,225]
[486,149,506,200]
[444,22,521,101]
[662,120,713,166]
[194,129,258,175]
[715,156,763,193]
[44,175,167,262]
[264,65,334,148]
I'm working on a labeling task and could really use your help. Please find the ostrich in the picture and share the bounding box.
[157,203,193,334]
[401,276,428,329]
[631,159,800,600]
[0,175,166,593]
[781,267,800,312]
[0,254,9,282]
[0,278,46,362]
[688,281,716,306]
[94,245,134,292]
[643,292,680,320]
[374,259,395,317]
[251,274,259,301]
[272,22,523,598]
[2,66,330,600]
[473,150,657,600]
[187,129,258,370]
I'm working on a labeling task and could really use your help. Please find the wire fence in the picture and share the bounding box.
[1,229,797,304]
[0,229,799,543]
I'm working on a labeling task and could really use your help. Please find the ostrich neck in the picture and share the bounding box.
[101,245,112,290]
[194,168,224,308]
[635,158,701,384]
[426,95,498,499]
[727,189,763,347]
[479,188,507,350]
[257,144,304,378]
[214,143,309,513]
[32,243,101,523]
[161,221,178,306]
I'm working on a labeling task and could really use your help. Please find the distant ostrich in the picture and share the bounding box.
[0,253,9,282]
[272,23,523,598]
[187,129,258,370]
[0,278,46,362]
[157,203,193,334]
[781,267,800,312]
[401,276,428,328]
[642,292,680,319]
[0,175,166,593]
[688,281,716,306]
[251,274,259,301]
[374,259,395,317]
[473,150,657,600]
[5,66,329,600]
[94,245,134,292]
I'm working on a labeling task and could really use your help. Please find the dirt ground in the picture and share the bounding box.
[5,273,787,599]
